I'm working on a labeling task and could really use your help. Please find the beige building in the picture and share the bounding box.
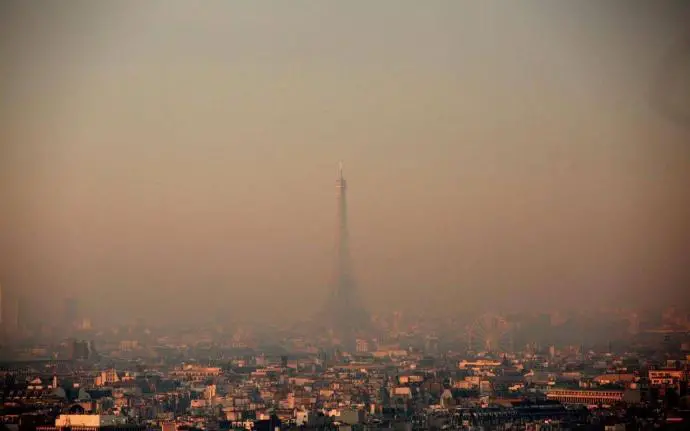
[55,415,126,428]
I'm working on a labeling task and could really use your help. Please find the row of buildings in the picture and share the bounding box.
[1,339,689,429]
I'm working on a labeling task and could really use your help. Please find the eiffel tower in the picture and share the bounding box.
[320,162,369,347]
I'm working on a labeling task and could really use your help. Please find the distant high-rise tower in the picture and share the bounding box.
[63,297,78,332]
[322,162,369,345]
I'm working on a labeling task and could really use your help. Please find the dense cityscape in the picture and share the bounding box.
[0,300,689,430]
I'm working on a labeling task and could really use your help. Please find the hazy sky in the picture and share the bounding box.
[2,1,690,325]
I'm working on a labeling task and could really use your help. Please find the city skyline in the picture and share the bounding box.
[2,2,690,429]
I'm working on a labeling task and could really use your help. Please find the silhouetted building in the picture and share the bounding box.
[69,340,96,360]
[253,414,281,431]
[63,298,78,331]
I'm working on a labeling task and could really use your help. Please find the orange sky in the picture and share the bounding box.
[1,1,689,324]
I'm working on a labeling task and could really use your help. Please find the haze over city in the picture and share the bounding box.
[2,1,690,326]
